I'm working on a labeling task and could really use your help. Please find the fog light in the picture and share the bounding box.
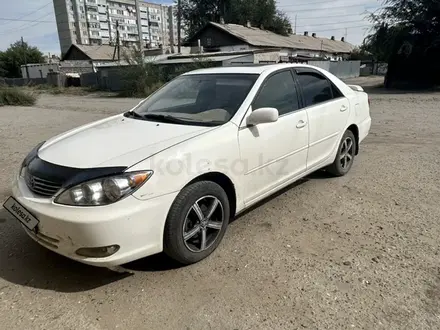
[75,245,120,258]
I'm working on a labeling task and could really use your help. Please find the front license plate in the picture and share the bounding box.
[3,196,39,231]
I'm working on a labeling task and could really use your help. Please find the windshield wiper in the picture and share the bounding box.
[124,111,144,119]
[124,111,223,126]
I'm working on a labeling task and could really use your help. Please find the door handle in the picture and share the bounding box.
[340,105,348,112]
[296,120,307,128]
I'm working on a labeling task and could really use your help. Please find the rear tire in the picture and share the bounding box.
[327,130,356,177]
[163,181,230,265]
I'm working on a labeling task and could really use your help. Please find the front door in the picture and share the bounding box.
[238,70,309,205]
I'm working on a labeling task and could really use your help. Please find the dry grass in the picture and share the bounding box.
[0,86,37,106]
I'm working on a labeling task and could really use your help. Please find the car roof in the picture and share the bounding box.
[183,63,313,76]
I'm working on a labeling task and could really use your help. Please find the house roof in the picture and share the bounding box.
[155,53,252,65]
[189,22,355,54]
[62,44,131,61]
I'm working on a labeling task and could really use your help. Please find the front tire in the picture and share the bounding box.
[327,130,356,177]
[163,181,230,265]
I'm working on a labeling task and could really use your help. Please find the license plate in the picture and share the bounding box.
[3,197,39,231]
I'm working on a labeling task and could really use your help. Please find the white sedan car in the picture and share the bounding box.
[3,64,371,267]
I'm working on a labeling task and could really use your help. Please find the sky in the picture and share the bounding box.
[0,0,381,55]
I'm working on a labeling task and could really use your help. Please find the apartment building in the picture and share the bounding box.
[53,0,180,54]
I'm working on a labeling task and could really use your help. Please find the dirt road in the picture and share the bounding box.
[1,78,440,329]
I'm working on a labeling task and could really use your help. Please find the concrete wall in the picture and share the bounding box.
[309,60,361,79]
[222,54,254,66]
[60,60,94,74]
[255,51,280,63]
[47,72,67,87]
[21,63,60,79]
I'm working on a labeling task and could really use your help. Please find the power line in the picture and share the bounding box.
[0,17,53,23]
[0,1,52,26]
[278,0,371,8]
[297,13,369,20]
[0,12,59,35]
[297,24,371,34]
[296,19,367,28]
[285,4,379,13]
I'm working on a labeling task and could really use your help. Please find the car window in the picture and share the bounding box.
[331,83,344,98]
[297,71,334,107]
[252,70,299,116]
[134,74,258,125]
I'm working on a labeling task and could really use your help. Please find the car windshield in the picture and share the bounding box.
[131,73,258,126]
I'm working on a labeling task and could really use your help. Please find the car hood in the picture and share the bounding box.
[38,114,214,168]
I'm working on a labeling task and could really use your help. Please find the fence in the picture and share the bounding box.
[0,77,47,87]
[308,60,361,79]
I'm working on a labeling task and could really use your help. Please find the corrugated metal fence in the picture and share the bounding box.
[308,60,361,79]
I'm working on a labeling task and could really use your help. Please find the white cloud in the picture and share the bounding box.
[277,0,381,45]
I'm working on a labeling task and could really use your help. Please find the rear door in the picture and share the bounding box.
[294,68,350,169]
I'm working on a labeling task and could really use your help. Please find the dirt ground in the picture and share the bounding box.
[1,76,440,330]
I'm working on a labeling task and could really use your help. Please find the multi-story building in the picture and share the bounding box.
[53,0,182,55]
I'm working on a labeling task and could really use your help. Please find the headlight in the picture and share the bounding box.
[54,171,153,206]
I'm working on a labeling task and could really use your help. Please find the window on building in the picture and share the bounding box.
[117,9,123,15]
[91,31,100,36]
[253,71,300,115]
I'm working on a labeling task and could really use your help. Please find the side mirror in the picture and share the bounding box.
[247,107,279,126]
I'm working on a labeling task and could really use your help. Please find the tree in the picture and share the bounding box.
[179,0,292,37]
[363,0,440,87]
[363,0,440,62]
[0,40,44,78]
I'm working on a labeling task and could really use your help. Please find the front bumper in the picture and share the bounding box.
[11,174,178,267]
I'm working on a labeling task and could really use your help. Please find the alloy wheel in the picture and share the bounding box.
[339,137,354,170]
[182,196,224,253]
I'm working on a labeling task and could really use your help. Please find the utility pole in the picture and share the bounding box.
[147,7,152,48]
[113,21,120,62]
[107,4,113,44]
[21,36,30,80]
[135,0,144,58]
[177,0,181,53]
[344,28,348,40]
[294,15,297,34]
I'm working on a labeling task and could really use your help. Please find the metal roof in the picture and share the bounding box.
[155,54,251,64]
[70,44,130,61]
[205,22,354,54]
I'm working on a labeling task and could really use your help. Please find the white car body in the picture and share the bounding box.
[6,64,371,267]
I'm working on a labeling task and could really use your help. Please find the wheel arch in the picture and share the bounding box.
[347,124,359,155]
[185,172,237,218]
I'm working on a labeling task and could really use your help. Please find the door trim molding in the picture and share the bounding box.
[309,131,340,148]
[245,145,308,175]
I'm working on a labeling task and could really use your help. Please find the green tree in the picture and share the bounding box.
[363,0,440,62]
[0,40,44,78]
[179,0,292,37]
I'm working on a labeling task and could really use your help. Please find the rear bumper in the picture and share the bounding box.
[11,174,178,267]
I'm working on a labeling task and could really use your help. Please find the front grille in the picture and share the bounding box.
[25,171,62,197]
